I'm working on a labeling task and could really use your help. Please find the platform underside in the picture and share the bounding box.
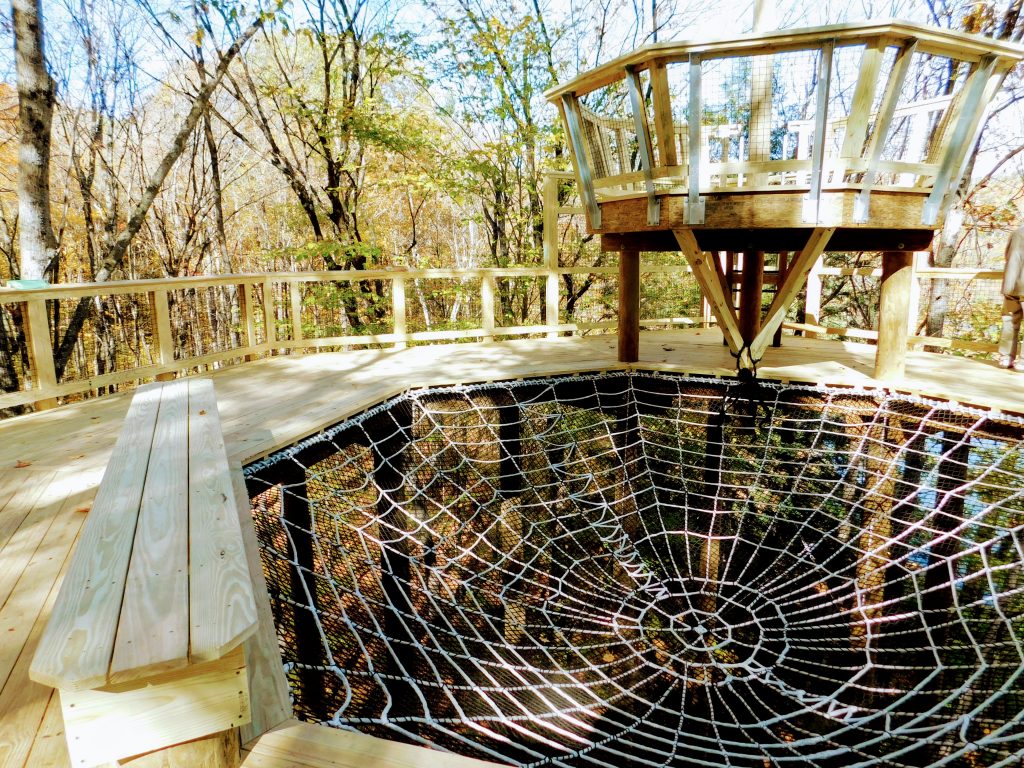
[2,331,1021,768]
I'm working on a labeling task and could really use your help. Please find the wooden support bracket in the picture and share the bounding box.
[60,645,248,767]
[673,229,744,357]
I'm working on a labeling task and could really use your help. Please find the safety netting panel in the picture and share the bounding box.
[244,372,1024,768]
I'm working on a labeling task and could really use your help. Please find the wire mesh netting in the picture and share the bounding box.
[245,372,1023,767]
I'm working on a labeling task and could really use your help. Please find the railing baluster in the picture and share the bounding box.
[289,281,303,347]
[23,298,58,409]
[543,174,560,339]
[239,282,258,361]
[481,275,496,342]
[392,277,407,349]
[560,94,602,229]
[922,55,1000,225]
[262,278,277,353]
[150,288,176,381]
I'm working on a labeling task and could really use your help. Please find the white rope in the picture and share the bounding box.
[245,372,1024,767]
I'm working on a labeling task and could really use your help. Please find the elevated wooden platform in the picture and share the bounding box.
[2,332,1021,767]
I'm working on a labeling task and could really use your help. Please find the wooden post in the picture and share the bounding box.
[907,252,924,337]
[772,252,789,347]
[278,462,324,715]
[481,275,496,342]
[149,289,177,381]
[238,283,258,362]
[738,251,764,346]
[874,251,914,382]
[496,392,523,496]
[723,251,735,346]
[804,255,823,338]
[392,276,407,349]
[543,174,560,338]
[618,248,640,363]
[288,281,303,348]
[262,279,277,354]
[23,298,58,409]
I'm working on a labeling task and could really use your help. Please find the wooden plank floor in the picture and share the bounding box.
[1,331,1021,768]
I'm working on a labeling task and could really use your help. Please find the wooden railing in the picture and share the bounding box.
[1,257,1003,413]
[0,172,725,412]
[546,20,1023,228]
[1,169,1005,412]
[797,255,1004,353]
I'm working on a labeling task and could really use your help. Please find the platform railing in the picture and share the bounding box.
[0,259,1003,412]
[794,254,1004,354]
[545,20,1022,228]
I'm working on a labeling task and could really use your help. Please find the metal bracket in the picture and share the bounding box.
[687,196,706,225]
[803,41,834,224]
[687,54,705,225]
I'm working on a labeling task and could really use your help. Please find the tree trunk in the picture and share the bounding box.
[12,0,58,281]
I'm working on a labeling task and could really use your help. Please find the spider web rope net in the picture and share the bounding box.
[244,372,1024,768]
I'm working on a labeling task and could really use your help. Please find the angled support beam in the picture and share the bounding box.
[650,62,678,167]
[625,65,660,225]
[561,94,602,229]
[839,38,886,161]
[803,41,834,223]
[687,54,705,225]
[922,56,1001,226]
[673,229,743,355]
[854,39,918,223]
[751,227,835,359]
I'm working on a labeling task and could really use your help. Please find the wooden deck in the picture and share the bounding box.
[2,330,1022,768]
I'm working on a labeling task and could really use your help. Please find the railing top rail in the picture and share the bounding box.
[0,264,1004,303]
[0,266,605,303]
[544,19,1024,101]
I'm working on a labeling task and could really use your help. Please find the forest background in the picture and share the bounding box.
[1,0,1023,399]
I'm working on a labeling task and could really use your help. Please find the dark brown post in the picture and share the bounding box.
[875,251,914,381]
[772,251,789,347]
[618,248,640,362]
[739,250,765,346]
[723,251,735,346]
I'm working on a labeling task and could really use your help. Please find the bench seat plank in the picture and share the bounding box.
[28,385,162,692]
[109,379,191,684]
[188,378,258,661]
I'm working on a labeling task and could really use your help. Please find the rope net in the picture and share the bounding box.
[244,372,1024,767]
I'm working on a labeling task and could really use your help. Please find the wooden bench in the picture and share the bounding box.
[29,378,258,767]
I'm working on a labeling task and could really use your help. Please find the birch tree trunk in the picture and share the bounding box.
[12,0,58,281]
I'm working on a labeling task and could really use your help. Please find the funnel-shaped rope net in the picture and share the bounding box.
[245,372,1024,767]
